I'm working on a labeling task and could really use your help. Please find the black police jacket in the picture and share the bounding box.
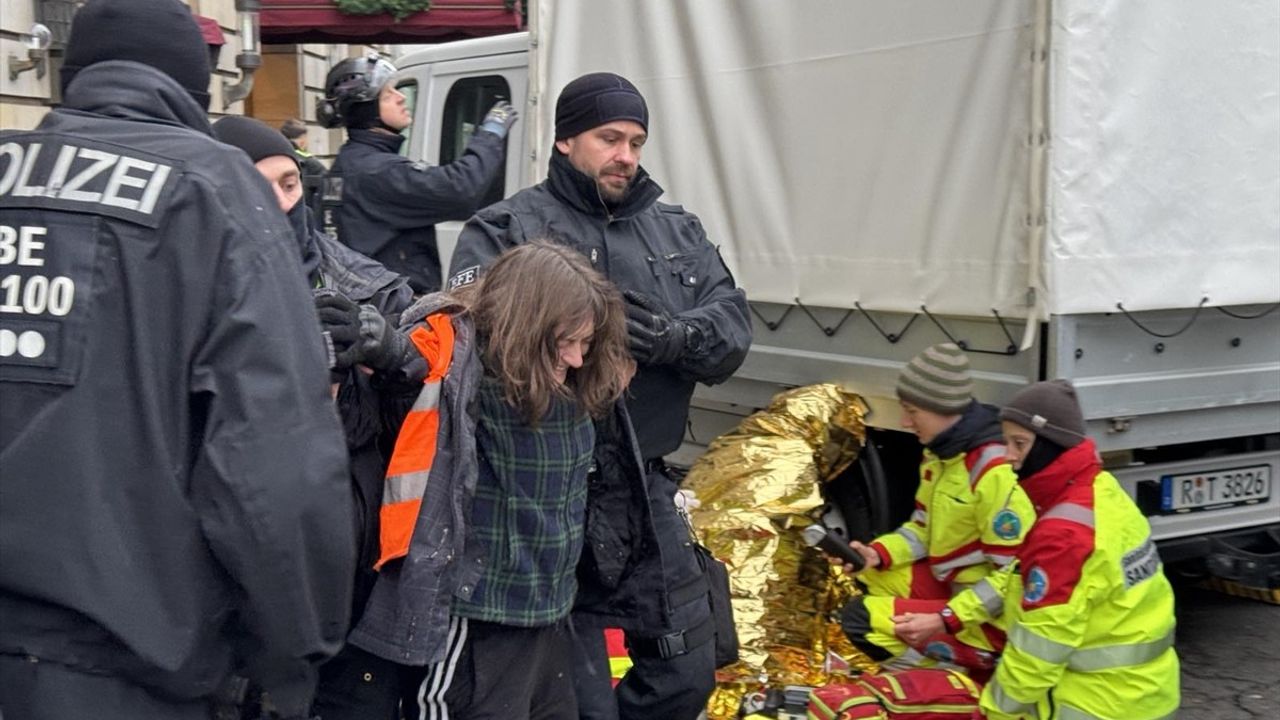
[331,128,505,294]
[448,149,752,633]
[0,62,355,715]
[449,149,753,461]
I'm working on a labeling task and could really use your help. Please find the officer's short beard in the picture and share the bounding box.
[595,167,634,206]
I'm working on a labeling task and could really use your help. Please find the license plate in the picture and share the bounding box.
[1160,465,1271,512]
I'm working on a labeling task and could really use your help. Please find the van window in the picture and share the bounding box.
[396,81,418,158]
[440,75,511,207]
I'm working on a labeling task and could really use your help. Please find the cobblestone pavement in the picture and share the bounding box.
[1175,579,1280,718]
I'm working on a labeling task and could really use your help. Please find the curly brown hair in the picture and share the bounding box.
[466,240,633,423]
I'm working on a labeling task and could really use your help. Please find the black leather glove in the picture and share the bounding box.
[357,305,418,371]
[314,290,363,369]
[480,100,519,139]
[623,290,691,366]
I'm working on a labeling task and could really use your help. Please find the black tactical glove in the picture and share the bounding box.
[623,290,693,366]
[480,100,519,139]
[314,290,363,370]
[357,305,418,371]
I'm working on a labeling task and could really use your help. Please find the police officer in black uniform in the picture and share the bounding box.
[0,2,355,718]
[448,72,753,720]
[320,55,518,294]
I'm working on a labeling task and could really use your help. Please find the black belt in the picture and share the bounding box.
[625,613,716,660]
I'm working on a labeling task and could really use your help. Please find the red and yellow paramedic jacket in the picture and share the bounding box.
[948,439,1179,720]
[871,441,1033,589]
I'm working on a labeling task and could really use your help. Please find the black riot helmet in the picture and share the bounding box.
[317,54,398,129]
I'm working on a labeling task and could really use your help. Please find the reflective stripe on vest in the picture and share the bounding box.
[375,313,455,569]
[1010,623,1176,671]
[987,676,1036,716]
[1058,703,1178,720]
[895,526,928,562]
[1042,502,1095,528]
[932,548,987,579]
[967,443,1007,489]
[973,577,1004,618]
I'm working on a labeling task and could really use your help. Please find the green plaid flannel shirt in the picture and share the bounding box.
[452,377,596,626]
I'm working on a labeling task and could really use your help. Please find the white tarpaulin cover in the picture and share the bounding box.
[534,0,1280,317]
[535,0,1037,317]
[1046,0,1280,313]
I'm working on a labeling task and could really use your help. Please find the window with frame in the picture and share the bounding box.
[439,75,511,207]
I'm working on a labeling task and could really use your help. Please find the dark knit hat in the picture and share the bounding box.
[554,72,649,140]
[896,343,974,415]
[1001,379,1088,448]
[60,0,212,110]
[212,116,299,165]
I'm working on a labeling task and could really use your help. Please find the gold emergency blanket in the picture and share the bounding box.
[682,384,880,718]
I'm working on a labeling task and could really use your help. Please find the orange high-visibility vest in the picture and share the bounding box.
[375,313,456,569]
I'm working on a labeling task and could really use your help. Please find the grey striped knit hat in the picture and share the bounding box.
[896,343,973,414]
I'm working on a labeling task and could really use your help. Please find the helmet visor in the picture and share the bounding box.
[366,58,398,96]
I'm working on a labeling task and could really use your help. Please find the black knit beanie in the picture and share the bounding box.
[60,0,212,110]
[212,116,299,165]
[1001,379,1088,449]
[554,72,649,140]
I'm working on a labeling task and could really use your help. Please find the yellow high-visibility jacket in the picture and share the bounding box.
[871,441,1034,589]
[951,439,1179,720]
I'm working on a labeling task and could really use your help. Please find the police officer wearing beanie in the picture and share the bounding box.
[835,343,1034,675]
[320,55,518,294]
[0,1,355,718]
[446,72,752,720]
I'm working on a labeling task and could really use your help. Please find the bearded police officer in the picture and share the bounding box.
[320,55,518,294]
[0,2,355,718]
[448,72,752,720]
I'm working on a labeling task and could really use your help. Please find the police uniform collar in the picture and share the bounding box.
[60,61,212,136]
[547,148,663,219]
[348,127,406,154]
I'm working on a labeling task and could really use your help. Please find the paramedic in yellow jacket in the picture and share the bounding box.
[838,344,1035,672]
[896,380,1180,719]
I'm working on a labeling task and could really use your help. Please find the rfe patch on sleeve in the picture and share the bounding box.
[449,265,480,290]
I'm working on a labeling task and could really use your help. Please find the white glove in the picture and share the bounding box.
[674,488,701,512]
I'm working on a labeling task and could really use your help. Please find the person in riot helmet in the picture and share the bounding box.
[0,1,354,719]
[448,72,753,720]
[320,54,518,294]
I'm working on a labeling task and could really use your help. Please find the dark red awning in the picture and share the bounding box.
[260,0,523,45]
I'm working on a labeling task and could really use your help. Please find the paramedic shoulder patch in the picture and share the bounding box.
[1122,538,1160,589]
[992,509,1023,540]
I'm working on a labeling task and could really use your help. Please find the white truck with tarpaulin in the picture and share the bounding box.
[391,0,1280,573]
